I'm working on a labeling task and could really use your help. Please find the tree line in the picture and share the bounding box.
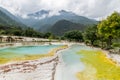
[0,25,55,39]
[63,12,120,52]
[0,11,120,52]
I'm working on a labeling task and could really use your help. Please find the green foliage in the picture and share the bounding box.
[98,12,120,48]
[62,12,120,50]
[64,30,83,42]
[112,43,120,47]
[49,20,86,36]
[0,10,26,28]
[84,25,98,46]
[60,36,65,40]
[44,32,52,38]
[23,28,39,37]
[0,30,5,34]
[49,35,53,41]
[0,25,48,38]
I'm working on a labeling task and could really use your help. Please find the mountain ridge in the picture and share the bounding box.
[31,10,98,32]
[48,19,87,36]
[0,7,27,28]
[0,7,98,36]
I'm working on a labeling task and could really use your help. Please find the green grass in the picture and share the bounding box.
[76,50,120,80]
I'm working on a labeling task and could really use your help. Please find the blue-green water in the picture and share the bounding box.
[55,44,92,80]
[0,44,93,80]
[0,45,62,58]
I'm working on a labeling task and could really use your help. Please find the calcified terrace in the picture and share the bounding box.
[0,45,68,80]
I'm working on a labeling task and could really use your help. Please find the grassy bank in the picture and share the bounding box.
[76,50,120,80]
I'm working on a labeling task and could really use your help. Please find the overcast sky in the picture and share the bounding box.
[0,0,120,20]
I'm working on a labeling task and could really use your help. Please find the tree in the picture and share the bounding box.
[98,12,120,48]
[44,32,52,38]
[84,25,98,46]
[12,30,22,36]
[48,35,53,45]
[64,30,83,42]
[0,30,5,35]
[23,28,39,37]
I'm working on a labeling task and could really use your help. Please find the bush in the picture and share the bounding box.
[112,43,120,48]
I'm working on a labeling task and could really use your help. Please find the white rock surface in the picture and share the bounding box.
[0,56,58,80]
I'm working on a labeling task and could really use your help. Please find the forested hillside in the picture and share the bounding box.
[48,20,86,36]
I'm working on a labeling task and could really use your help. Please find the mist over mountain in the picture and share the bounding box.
[16,10,50,27]
[27,10,98,32]
[28,10,50,18]
[0,7,98,35]
[0,7,26,28]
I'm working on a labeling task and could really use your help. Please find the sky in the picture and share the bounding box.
[0,0,120,20]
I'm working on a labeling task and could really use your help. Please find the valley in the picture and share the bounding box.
[0,1,120,80]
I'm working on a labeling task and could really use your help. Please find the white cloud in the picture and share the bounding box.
[0,0,120,20]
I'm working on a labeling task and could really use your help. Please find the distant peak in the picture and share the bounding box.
[28,10,50,16]
[35,10,50,15]
[59,10,67,13]
[59,10,75,15]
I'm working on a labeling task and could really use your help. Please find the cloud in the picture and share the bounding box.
[0,0,120,20]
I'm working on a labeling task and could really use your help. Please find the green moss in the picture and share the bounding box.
[77,50,120,80]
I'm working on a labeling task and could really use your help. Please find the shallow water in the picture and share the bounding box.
[1,44,119,80]
[55,44,120,80]
[55,44,92,80]
[0,45,62,58]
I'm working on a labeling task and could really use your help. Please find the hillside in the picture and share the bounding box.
[48,20,86,36]
[17,10,97,32]
[0,7,26,28]
[35,10,97,32]
[0,7,98,36]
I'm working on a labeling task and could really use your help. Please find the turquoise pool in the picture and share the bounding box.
[0,45,62,58]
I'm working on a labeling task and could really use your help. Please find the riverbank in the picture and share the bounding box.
[77,50,120,80]
[54,43,120,80]
[0,56,59,80]
[0,42,68,80]
[103,50,120,66]
[1,42,119,67]
[92,47,120,66]
[0,42,120,80]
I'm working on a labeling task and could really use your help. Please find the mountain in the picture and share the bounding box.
[17,10,98,32]
[48,20,86,36]
[18,10,50,27]
[0,7,20,22]
[32,10,98,32]
[0,7,26,28]
[28,10,50,18]
[0,7,98,36]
